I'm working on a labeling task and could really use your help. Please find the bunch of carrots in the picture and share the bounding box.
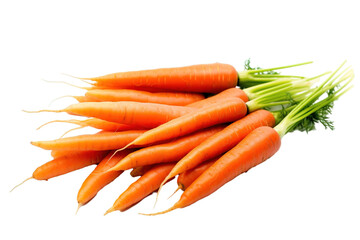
[12,60,353,215]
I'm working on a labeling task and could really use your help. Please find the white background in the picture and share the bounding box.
[1,0,359,239]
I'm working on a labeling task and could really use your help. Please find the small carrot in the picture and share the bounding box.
[85,61,311,93]
[76,150,133,211]
[105,163,176,214]
[109,125,225,171]
[142,62,353,215]
[85,89,205,106]
[11,151,108,191]
[31,130,146,151]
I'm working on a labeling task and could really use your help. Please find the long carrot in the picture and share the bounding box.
[105,163,176,214]
[85,62,311,93]
[76,150,133,211]
[85,89,205,106]
[110,125,225,171]
[143,62,353,215]
[27,101,193,129]
[11,151,108,191]
[119,98,247,150]
[31,130,146,151]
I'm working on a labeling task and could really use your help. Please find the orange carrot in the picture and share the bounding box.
[77,150,133,210]
[85,89,205,106]
[28,101,193,128]
[110,125,225,171]
[86,62,310,93]
[159,110,276,189]
[11,151,108,191]
[105,163,176,214]
[38,118,145,132]
[120,98,247,149]
[31,130,146,151]
[50,149,88,158]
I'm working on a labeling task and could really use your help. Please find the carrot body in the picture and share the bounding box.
[177,159,217,191]
[89,63,238,93]
[77,150,132,206]
[31,130,146,151]
[187,88,248,108]
[85,89,205,106]
[110,125,225,171]
[33,151,108,180]
[163,110,276,183]
[126,98,247,147]
[170,126,281,211]
[106,163,176,213]
[69,118,145,132]
[55,101,193,128]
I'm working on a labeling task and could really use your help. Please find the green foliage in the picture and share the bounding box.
[244,59,280,75]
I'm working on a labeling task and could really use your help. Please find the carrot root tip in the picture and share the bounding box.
[75,203,83,215]
[104,207,115,216]
[139,206,178,216]
[10,177,33,192]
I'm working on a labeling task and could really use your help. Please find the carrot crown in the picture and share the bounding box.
[274,61,354,138]
[238,59,313,88]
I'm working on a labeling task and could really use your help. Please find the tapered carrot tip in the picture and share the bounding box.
[23,109,63,113]
[139,206,178,216]
[104,207,115,216]
[10,177,33,192]
[167,186,181,200]
[75,203,83,215]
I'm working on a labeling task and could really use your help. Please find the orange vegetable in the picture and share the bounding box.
[77,150,133,210]
[85,89,205,106]
[105,163,176,214]
[31,130,145,151]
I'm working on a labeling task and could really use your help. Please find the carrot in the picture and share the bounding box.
[38,118,145,132]
[11,151,108,191]
[109,125,225,171]
[85,62,311,93]
[143,62,353,215]
[31,130,146,151]
[85,89,205,106]
[76,150,133,211]
[50,149,89,158]
[130,166,152,177]
[118,98,247,151]
[27,101,193,129]
[105,163,176,214]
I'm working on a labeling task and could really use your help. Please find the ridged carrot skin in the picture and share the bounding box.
[177,159,217,191]
[169,126,281,211]
[106,163,176,213]
[89,63,238,93]
[31,130,146,151]
[126,98,248,147]
[77,150,133,207]
[110,125,225,171]
[72,118,144,132]
[55,101,193,128]
[85,89,205,106]
[33,151,108,180]
[187,88,248,108]
[162,110,276,183]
